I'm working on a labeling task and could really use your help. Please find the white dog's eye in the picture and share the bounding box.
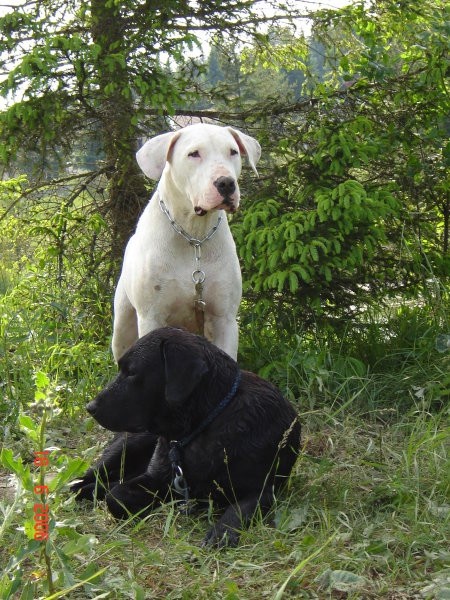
[188,150,200,158]
[230,148,239,156]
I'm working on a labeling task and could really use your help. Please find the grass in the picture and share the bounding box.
[0,230,448,598]
[1,390,448,599]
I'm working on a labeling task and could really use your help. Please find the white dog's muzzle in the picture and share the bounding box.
[194,175,239,216]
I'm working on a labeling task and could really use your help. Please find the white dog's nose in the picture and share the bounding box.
[214,176,236,198]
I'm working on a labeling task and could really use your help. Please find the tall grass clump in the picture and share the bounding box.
[238,294,449,418]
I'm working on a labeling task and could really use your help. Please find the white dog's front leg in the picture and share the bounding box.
[205,317,239,360]
[136,314,166,340]
[112,279,139,361]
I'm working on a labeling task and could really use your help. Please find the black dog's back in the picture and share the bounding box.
[180,369,299,503]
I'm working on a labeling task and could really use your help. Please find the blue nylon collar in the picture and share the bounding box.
[169,369,241,467]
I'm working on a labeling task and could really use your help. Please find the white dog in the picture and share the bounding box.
[111,123,261,361]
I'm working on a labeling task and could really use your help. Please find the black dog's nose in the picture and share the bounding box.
[214,176,236,198]
[86,401,97,416]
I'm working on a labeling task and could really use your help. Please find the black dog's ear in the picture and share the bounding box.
[162,341,209,406]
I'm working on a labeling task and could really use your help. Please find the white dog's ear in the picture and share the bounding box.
[227,128,262,176]
[136,131,181,180]
[162,341,209,406]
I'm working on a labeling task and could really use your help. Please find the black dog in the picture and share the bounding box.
[72,327,300,547]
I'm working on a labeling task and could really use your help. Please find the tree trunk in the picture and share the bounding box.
[90,0,149,262]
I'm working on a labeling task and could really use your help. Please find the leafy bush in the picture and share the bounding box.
[0,189,115,429]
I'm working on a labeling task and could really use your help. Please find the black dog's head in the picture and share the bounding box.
[86,328,233,435]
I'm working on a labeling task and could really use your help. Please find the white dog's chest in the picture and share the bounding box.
[142,253,240,320]
[158,282,199,330]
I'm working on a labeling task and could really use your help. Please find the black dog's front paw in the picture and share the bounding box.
[70,481,97,502]
[69,474,110,502]
[202,524,240,548]
[105,487,134,519]
[105,475,161,520]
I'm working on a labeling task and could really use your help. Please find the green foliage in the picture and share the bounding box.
[235,177,398,295]
[0,1,197,164]
[0,380,101,599]
[0,185,115,428]
[232,0,449,329]
[238,303,449,419]
[0,0,284,252]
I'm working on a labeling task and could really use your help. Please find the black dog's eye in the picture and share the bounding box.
[230,148,239,156]
[188,150,200,158]
[120,363,134,377]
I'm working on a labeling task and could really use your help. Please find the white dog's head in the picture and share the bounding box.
[136,123,261,215]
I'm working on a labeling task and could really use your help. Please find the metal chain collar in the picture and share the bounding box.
[158,197,223,331]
